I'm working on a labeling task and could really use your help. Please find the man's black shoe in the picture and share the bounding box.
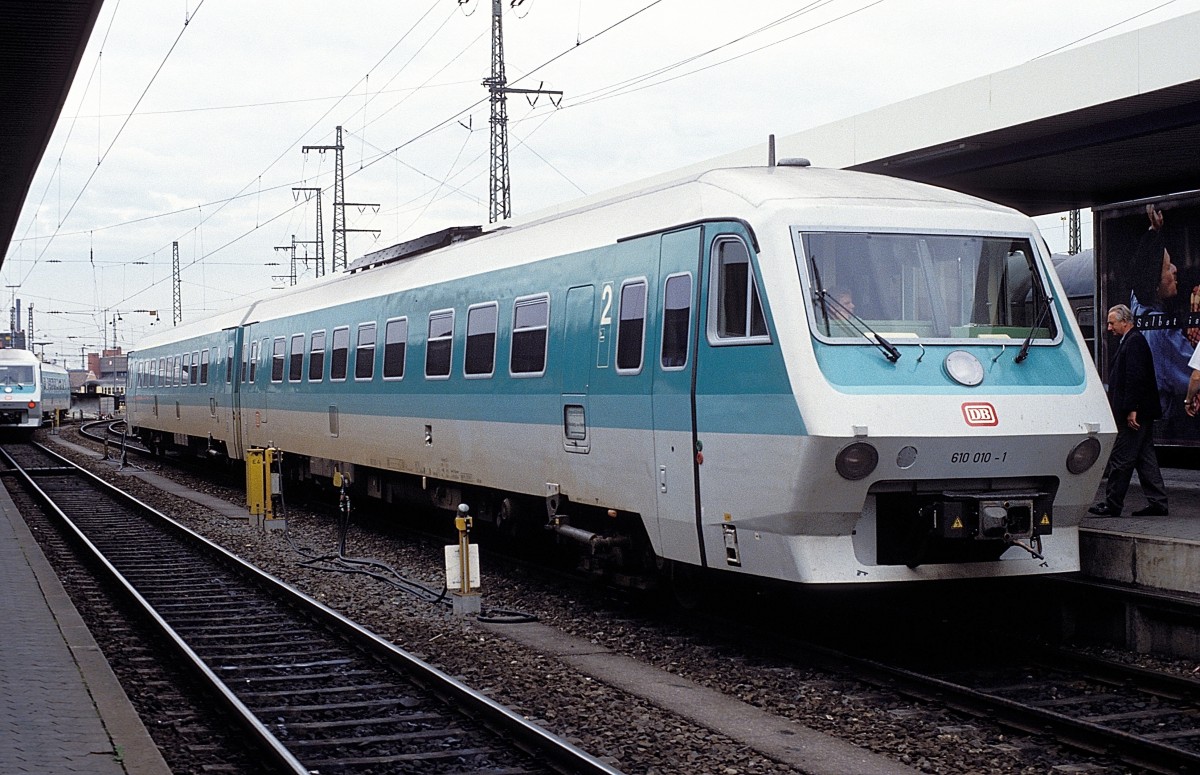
[1132,505,1168,517]
[1088,504,1117,516]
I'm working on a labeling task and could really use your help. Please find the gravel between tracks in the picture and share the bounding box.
[48,428,1149,775]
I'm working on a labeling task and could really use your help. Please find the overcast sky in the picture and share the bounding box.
[6,0,1199,366]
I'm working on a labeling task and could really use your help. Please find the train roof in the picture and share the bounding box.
[0,348,41,364]
[132,165,1033,351]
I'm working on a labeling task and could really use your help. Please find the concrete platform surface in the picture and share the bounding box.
[1080,466,1200,594]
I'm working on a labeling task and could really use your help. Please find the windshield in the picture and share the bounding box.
[798,231,1057,342]
[0,365,34,385]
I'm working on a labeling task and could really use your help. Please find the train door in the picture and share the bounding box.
[228,326,245,460]
[692,226,773,570]
[651,228,702,564]
[238,326,269,449]
[561,286,594,454]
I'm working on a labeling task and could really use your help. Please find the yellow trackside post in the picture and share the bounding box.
[445,503,481,616]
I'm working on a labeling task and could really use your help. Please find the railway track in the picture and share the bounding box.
[71,420,1200,772]
[0,440,620,775]
[786,613,1200,774]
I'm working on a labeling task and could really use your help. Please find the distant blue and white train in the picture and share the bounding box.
[0,348,71,430]
[126,163,1116,584]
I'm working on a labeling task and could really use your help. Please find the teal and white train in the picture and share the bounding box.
[126,163,1115,585]
[0,348,70,430]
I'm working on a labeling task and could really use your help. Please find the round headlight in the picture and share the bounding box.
[1066,437,1102,475]
[944,350,984,387]
[836,442,879,480]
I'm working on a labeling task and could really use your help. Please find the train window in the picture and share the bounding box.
[661,273,692,369]
[182,352,192,386]
[712,237,769,343]
[200,349,209,385]
[157,357,165,388]
[426,310,454,379]
[249,341,258,383]
[616,279,648,373]
[799,232,1058,342]
[330,327,350,381]
[226,346,233,385]
[271,338,285,382]
[191,351,201,385]
[289,334,305,382]
[383,318,407,379]
[465,303,498,378]
[309,330,326,382]
[174,354,182,387]
[511,295,549,376]
[355,323,376,381]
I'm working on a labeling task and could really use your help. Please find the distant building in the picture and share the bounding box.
[85,348,127,398]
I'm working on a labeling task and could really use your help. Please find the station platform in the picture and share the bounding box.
[1079,466,1200,595]
[0,480,170,775]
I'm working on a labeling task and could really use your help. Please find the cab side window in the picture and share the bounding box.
[712,237,769,342]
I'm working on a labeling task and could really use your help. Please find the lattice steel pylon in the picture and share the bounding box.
[303,127,377,272]
[292,187,325,278]
[172,241,182,326]
[1068,209,1082,255]
[486,0,511,224]
[479,0,561,224]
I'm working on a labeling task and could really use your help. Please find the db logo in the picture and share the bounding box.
[961,402,998,427]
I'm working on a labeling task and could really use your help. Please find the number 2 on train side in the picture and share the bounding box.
[599,283,614,325]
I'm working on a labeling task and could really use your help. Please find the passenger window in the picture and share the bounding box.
[249,342,258,383]
[271,338,285,382]
[661,273,692,369]
[174,354,182,387]
[465,303,498,377]
[226,346,233,384]
[330,327,350,381]
[511,295,549,376]
[309,330,326,382]
[182,352,192,385]
[383,318,407,379]
[616,280,647,373]
[289,334,304,382]
[426,310,454,378]
[158,357,165,388]
[713,237,769,341]
[191,351,201,385]
[355,323,376,380]
[200,349,209,385]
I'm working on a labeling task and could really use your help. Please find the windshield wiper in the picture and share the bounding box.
[807,251,900,363]
[818,289,902,363]
[1015,277,1053,364]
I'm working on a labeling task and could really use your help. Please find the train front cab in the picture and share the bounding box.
[616,216,1111,585]
[0,359,46,431]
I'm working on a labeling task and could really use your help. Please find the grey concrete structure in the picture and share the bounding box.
[1081,466,1200,594]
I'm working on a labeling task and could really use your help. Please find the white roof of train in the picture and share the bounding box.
[0,348,41,364]
[132,165,1032,351]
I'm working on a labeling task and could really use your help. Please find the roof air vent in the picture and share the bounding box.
[778,157,811,167]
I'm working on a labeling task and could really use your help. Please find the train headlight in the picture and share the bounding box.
[836,442,878,480]
[1066,437,1102,475]
[944,350,984,387]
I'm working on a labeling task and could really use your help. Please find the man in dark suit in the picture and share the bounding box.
[1089,304,1169,517]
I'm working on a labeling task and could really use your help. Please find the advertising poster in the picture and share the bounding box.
[1095,193,1200,446]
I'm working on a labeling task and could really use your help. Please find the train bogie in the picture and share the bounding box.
[127,166,1115,585]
